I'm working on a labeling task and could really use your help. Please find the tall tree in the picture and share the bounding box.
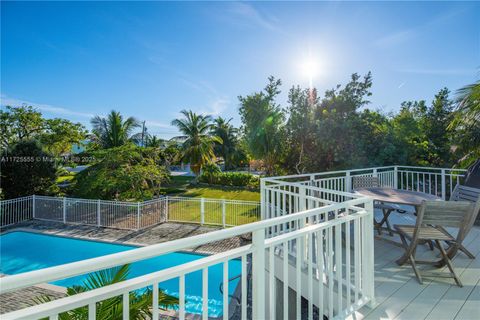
[91,110,140,148]
[423,88,454,166]
[171,110,221,176]
[312,72,374,170]
[238,76,285,175]
[285,86,316,173]
[391,101,430,166]
[0,105,86,155]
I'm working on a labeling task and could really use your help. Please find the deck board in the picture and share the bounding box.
[351,225,480,320]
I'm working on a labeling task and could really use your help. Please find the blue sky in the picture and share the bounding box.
[1,1,479,138]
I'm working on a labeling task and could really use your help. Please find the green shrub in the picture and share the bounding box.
[199,171,259,188]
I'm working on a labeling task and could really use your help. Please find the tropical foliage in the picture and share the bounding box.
[0,105,86,155]
[238,76,286,175]
[239,74,478,175]
[449,80,480,166]
[211,117,246,170]
[36,264,178,320]
[91,110,140,148]
[171,110,221,176]
[73,144,169,200]
[199,170,259,188]
[1,140,58,199]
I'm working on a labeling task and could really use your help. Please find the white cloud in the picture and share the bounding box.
[374,8,467,48]
[0,94,94,118]
[212,2,279,32]
[199,98,230,116]
[145,120,173,129]
[398,82,406,89]
[227,2,277,30]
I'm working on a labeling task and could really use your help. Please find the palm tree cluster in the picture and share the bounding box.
[211,117,246,170]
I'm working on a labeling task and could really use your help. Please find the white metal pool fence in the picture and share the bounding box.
[0,195,261,229]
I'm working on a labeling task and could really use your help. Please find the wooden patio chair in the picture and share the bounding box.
[352,176,399,236]
[443,185,480,259]
[394,199,479,287]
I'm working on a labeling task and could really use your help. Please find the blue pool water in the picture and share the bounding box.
[0,231,241,317]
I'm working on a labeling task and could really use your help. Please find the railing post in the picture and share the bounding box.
[441,169,446,200]
[97,199,101,227]
[393,166,398,189]
[362,198,376,307]
[299,185,307,265]
[200,197,205,225]
[165,196,169,222]
[222,199,226,228]
[345,171,351,192]
[372,168,378,178]
[252,228,266,319]
[63,197,67,224]
[260,179,266,220]
[32,195,36,219]
[136,202,141,230]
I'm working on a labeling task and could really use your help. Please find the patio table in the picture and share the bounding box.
[355,187,441,246]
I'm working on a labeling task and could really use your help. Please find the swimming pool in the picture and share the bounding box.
[0,231,241,317]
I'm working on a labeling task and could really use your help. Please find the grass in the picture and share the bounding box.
[178,187,260,201]
[162,175,261,226]
[162,175,260,201]
[56,173,76,184]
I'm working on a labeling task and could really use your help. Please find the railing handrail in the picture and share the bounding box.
[396,165,467,172]
[0,195,33,204]
[262,165,467,182]
[0,195,370,293]
[2,245,252,320]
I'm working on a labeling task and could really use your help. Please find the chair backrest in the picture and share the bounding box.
[417,200,475,229]
[450,184,480,228]
[450,184,480,202]
[352,176,379,190]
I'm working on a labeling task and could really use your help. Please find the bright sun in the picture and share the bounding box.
[300,57,319,89]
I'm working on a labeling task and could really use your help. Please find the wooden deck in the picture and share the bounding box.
[351,213,480,320]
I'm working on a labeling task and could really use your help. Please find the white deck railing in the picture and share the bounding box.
[1,165,465,319]
[262,165,467,220]
[1,182,374,320]
[0,195,260,229]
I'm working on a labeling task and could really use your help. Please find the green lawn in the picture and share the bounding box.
[178,187,260,201]
[163,175,260,226]
[162,175,260,201]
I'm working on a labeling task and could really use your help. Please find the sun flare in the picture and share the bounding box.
[300,56,319,89]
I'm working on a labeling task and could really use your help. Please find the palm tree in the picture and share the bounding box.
[36,264,178,319]
[91,110,140,148]
[171,110,221,176]
[449,80,480,166]
[211,117,238,170]
[145,135,166,148]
